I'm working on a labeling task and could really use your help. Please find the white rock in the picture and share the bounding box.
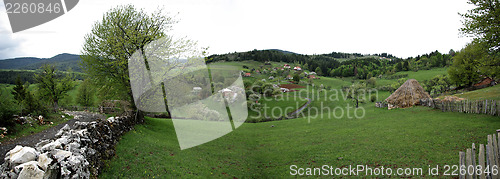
[67,155,84,167]
[55,124,71,137]
[35,139,51,150]
[107,117,115,123]
[74,129,88,137]
[53,150,72,161]
[37,153,53,171]
[60,124,70,131]
[41,141,62,151]
[55,136,69,145]
[8,146,38,166]
[60,165,71,176]
[5,145,23,161]
[18,162,44,179]
[14,161,38,173]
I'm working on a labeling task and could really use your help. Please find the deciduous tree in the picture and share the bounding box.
[81,5,198,111]
[35,65,74,110]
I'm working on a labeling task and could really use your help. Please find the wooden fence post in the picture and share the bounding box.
[468,149,474,179]
[480,144,486,179]
[493,134,500,179]
[461,151,466,179]
[473,143,478,179]
[488,135,495,179]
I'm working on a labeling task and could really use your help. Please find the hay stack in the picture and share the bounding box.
[385,79,431,109]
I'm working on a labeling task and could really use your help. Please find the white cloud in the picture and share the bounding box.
[0,3,26,59]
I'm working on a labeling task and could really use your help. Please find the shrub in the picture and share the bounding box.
[367,77,377,87]
[370,94,377,102]
[0,89,18,127]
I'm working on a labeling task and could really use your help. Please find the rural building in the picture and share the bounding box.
[293,66,302,71]
[474,77,496,89]
[286,75,293,80]
[280,88,290,93]
[308,75,318,79]
[385,79,431,109]
[284,64,291,69]
[244,73,251,77]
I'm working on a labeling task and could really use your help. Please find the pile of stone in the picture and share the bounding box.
[0,114,142,178]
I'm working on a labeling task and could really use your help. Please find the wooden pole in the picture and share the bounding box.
[479,144,486,179]
[461,151,466,179]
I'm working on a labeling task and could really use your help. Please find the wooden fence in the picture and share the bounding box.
[419,99,500,116]
[460,133,500,179]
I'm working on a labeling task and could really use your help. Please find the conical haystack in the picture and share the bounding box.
[385,79,430,108]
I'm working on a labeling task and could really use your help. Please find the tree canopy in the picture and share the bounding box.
[81,5,177,110]
[460,0,500,52]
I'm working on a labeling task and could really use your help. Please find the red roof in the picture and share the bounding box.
[474,77,494,87]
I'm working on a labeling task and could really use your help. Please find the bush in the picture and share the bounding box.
[367,77,377,87]
[370,94,377,102]
[0,90,18,127]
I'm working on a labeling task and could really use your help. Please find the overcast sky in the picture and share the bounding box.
[0,0,474,60]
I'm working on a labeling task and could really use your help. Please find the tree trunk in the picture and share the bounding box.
[53,100,59,112]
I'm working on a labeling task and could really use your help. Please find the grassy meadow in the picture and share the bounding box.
[99,61,500,178]
[100,107,500,178]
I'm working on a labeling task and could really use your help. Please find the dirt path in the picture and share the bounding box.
[0,111,106,164]
[287,98,312,117]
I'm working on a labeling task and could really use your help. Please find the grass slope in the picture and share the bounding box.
[453,85,500,100]
[100,103,500,178]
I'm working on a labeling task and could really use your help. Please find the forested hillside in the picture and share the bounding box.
[0,53,83,72]
[207,49,454,80]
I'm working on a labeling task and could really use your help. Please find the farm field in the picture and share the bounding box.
[452,85,500,100]
[376,67,449,87]
[100,106,500,178]
[101,61,500,177]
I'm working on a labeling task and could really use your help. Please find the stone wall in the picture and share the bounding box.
[0,115,143,178]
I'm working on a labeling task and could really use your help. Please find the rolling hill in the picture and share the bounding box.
[0,53,83,72]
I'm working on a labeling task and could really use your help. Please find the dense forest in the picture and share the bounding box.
[0,53,83,72]
[207,49,454,79]
[0,70,85,84]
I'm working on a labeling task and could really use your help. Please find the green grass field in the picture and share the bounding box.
[100,105,500,178]
[377,68,449,87]
[100,63,500,177]
[452,85,500,100]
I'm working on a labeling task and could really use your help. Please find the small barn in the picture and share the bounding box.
[474,77,496,89]
[385,79,431,109]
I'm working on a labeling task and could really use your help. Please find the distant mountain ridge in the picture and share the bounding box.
[0,53,83,72]
[265,49,300,55]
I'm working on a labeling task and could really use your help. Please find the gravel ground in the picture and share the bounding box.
[0,111,106,164]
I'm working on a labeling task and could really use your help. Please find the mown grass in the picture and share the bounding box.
[100,103,500,178]
[100,62,497,178]
[452,85,500,100]
[377,68,449,87]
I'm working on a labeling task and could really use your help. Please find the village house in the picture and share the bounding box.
[474,77,496,89]
[308,75,318,79]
